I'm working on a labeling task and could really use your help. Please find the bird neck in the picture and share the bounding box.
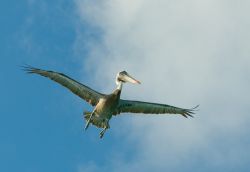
[116,80,123,90]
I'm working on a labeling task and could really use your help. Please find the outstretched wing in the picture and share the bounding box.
[23,66,104,106]
[115,99,198,118]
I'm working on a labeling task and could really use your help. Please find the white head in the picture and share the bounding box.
[116,71,141,89]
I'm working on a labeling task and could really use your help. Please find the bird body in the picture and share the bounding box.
[23,66,198,138]
[96,89,121,118]
[84,89,121,131]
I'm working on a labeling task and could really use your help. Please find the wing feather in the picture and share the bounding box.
[115,99,198,118]
[23,66,104,106]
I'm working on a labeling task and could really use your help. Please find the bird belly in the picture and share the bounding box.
[85,93,119,129]
[95,98,114,119]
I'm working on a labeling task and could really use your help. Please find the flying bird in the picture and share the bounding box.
[23,66,198,138]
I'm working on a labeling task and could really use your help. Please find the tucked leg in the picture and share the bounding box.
[99,119,110,138]
[99,127,108,139]
[84,107,97,130]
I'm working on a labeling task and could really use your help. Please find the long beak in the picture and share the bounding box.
[123,73,141,84]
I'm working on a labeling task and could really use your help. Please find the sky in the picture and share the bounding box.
[1,0,250,172]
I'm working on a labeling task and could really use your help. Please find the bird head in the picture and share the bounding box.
[116,71,141,85]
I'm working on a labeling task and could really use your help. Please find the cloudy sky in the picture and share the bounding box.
[1,0,250,171]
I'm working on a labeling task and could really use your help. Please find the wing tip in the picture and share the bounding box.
[191,104,200,110]
[20,64,36,73]
[182,105,199,118]
[20,64,41,74]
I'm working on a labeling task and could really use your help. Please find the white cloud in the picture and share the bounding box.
[75,0,250,171]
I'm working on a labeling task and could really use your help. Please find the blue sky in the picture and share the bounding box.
[1,0,250,172]
[1,1,126,171]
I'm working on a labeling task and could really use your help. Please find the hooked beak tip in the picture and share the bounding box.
[136,80,141,84]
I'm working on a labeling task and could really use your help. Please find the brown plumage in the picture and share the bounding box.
[23,65,199,138]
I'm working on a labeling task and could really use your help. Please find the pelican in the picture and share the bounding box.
[23,66,198,138]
